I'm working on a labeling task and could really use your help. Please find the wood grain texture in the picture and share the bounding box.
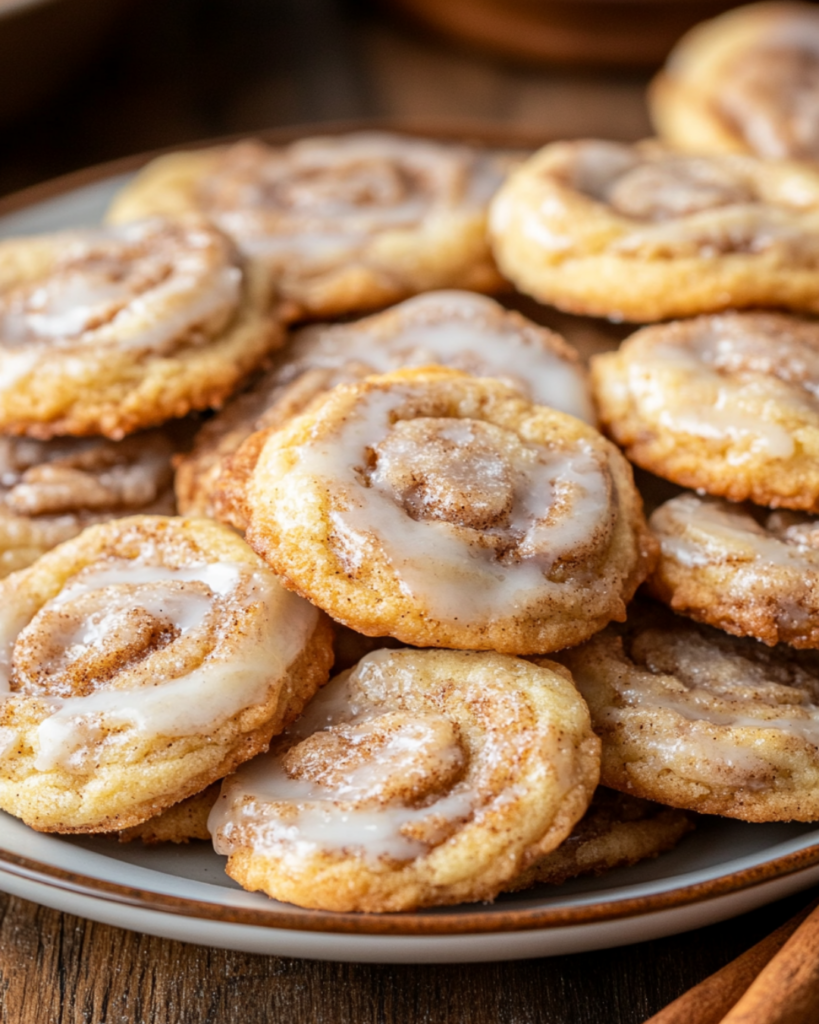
[0,889,818,1024]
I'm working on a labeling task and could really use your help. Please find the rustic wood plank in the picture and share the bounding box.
[0,888,818,1024]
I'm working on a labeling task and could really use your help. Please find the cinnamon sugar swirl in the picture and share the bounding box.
[505,788,694,891]
[0,516,333,833]
[0,217,282,439]
[222,367,656,654]
[649,492,819,648]
[208,648,600,912]
[107,134,509,319]
[0,430,176,579]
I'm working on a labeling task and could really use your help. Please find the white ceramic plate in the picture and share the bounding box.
[0,146,818,964]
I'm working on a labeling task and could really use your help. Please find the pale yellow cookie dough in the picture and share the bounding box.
[650,2,819,159]
[649,492,819,648]
[504,787,694,891]
[176,290,595,519]
[592,312,819,510]
[209,648,600,912]
[223,367,656,654]
[0,430,178,579]
[0,217,283,439]
[559,602,819,822]
[489,139,819,321]
[0,515,333,833]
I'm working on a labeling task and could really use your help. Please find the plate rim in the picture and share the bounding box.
[1,118,818,941]
[0,834,817,935]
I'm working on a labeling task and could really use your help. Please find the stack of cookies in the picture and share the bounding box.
[1,35,817,914]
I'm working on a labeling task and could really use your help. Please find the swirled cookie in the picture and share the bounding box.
[223,367,656,654]
[0,217,282,439]
[0,515,333,833]
[651,2,819,159]
[504,788,694,891]
[107,134,509,319]
[208,648,600,912]
[559,602,819,822]
[649,492,819,648]
[0,430,177,579]
[489,139,819,321]
[592,312,819,510]
[176,290,596,518]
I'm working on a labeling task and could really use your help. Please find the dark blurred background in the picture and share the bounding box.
[0,0,690,196]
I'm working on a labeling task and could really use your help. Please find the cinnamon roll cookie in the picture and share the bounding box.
[505,788,694,891]
[558,602,819,822]
[223,367,656,654]
[592,312,819,510]
[0,516,333,833]
[107,133,509,320]
[489,139,819,321]
[650,2,819,159]
[176,290,596,518]
[0,217,282,439]
[208,648,600,912]
[649,492,819,648]
[0,430,176,579]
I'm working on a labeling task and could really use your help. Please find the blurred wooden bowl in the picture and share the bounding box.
[385,0,744,68]
[0,0,131,124]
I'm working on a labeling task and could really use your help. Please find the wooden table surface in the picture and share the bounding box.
[1,2,817,1021]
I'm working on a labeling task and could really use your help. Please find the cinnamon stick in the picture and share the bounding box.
[643,899,818,1024]
[717,900,819,1024]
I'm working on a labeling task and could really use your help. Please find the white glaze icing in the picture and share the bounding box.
[559,142,816,260]
[651,493,819,571]
[0,220,242,387]
[209,658,477,862]
[714,15,819,160]
[209,648,570,866]
[611,204,809,258]
[288,291,595,424]
[587,627,819,762]
[605,713,771,787]
[625,316,819,458]
[272,382,611,625]
[605,159,754,222]
[566,142,641,203]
